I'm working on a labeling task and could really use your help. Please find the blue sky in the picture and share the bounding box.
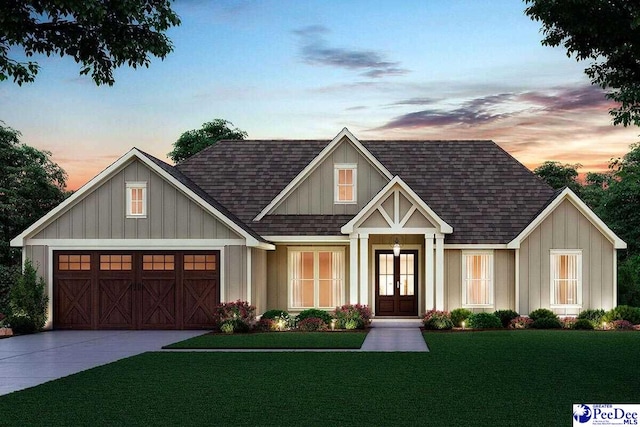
[1,0,638,189]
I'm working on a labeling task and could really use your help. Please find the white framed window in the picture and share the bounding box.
[334,164,357,204]
[462,251,494,307]
[288,247,345,309]
[126,181,147,218]
[550,250,582,307]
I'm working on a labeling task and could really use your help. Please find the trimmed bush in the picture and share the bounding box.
[604,305,640,325]
[261,309,289,320]
[333,304,371,329]
[494,310,519,328]
[528,308,557,321]
[466,312,502,329]
[560,317,576,329]
[297,317,328,332]
[510,316,533,329]
[255,317,275,332]
[573,319,594,330]
[422,310,453,330]
[530,317,562,329]
[213,300,256,333]
[612,320,634,330]
[450,308,472,327]
[8,260,48,334]
[296,309,333,325]
[261,309,292,330]
[577,309,605,327]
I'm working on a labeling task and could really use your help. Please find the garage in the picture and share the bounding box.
[53,251,220,330]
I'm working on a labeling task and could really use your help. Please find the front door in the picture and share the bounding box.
[375,250,418,316]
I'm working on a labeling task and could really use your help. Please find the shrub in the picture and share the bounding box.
[296,309,333,325]
[450,308,472,327]
[0,264,19,317]
[608,305,640,325]
[560,317,577,329]
[261,309,289,320]
[612,319,634,330]
[255,317,275,332]
[577,309,606,327]
[530,317,562,329]
[528,308,558,321]
[333,304,371,329]
[213,300,256,333]
[8,260,48,334]
[572,319,594,330]
[510,316,533,329]
[422,310,453,330]
[494,309,519,328]
[261,310,292,330]
[297,317,328,332]
[617,254,640,307]
[466,312,502,329]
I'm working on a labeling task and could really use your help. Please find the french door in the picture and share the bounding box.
[375,250,418,316]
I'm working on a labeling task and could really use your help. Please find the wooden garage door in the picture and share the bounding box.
[54,251,220,330]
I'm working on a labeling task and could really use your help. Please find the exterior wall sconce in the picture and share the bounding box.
[393,237,401,257]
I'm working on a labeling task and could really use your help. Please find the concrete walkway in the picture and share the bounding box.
[0,330,204,396]
[361,319,429,352]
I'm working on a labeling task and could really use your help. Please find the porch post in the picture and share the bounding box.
[435,234,445,310]
[359,233,369,306]
[349,234,359,304]
[425,233,434,310]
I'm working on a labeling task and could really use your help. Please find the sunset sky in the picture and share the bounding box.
[2,0,639,190]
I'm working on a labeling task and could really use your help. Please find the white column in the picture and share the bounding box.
[359,233,369,306]
[425,233,434,311]
[246,247,252,303]
[514,248,520,314]
[349,234,359,304]
[435,234,445,310]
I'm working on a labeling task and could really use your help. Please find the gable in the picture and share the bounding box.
[271,136,389,216]
[29,159,243,241]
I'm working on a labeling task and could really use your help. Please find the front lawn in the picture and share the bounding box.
[0,331,638,426]
[163,331,368,349]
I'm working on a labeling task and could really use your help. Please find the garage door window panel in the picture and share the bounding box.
[143,254,175,271]
[59,254,91,271]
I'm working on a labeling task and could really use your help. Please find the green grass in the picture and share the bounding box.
[163,331,368,349]
[0,330,638,426]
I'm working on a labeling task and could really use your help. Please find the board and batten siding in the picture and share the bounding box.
[443,249,515,312]
[518,199,615,315]
[251,248,268,314]
[224,245,248,302]
[31,159,242,240]
[272,138,389,215]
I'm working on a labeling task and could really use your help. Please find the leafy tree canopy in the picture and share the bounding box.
[0,0,180,86]
[525,0,640,126]
[168,119,248,163]
[533,160,582,194]
[0,124,67,265]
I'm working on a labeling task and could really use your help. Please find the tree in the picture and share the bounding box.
[533,161,582,194]
[8,258,48,334]
[0,1,180,86]
[168,119,248,163]
[0,124,68,266]
[525,0,640,126]
[581,171,613,210]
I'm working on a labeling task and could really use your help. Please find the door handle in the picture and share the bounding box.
[396,281,400,289]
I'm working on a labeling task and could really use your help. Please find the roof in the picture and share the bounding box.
[176,137,557,244]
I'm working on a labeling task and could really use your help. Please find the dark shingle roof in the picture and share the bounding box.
[175,139,555,244]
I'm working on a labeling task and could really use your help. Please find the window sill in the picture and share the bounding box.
[126,214,147,219]
[462,304,494,308]
[549,304,582,308]
[334,201,357,205]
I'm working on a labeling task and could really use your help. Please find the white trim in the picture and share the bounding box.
[349,236,359,304]
[549,249,583,308]
[125,181,147,218]
[508,188,626,249]
[425,233,434,310]
[444,244,508,249]
[254,128,393,221]
[286,246,346,310]
[334,163,358,204]
[435,234,445,310]
[262,235,349,243]
[515,248,520,314]
[341,176,453,235]
[360,234,369,307]
[246,247,252,304]
[461,250,495,308]
[25,239,245,248]
[612,249,617,309]
[10,148,273,250]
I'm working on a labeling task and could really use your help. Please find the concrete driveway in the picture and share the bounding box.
[0,330,205,396]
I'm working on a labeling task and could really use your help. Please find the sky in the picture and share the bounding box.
[2,0,639,190]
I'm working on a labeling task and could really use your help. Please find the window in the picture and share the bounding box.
[334,164,357,203]
[184,254,216,271]
[100,254,132,271]
[142,254,175,271]
[550,251,582,306]
[289,248,345,309]
[59,254,91,271]
[126,182,147,218]
[462,252,493,306]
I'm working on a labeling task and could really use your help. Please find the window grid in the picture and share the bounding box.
[100,254,133,271]
[334,165,357,203]
[126,182,147,218]
[184,254,216,271]
[290,249,344,309]
[462,252,493,306]
[142,254,175,271]
[59,254,91,271]
[551,252,581,306]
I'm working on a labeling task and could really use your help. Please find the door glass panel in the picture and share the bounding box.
[399,254,415,296]
[378,253,395,296]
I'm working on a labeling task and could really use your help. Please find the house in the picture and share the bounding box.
[10,128,626,329]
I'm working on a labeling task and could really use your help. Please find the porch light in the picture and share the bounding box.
[331,319,336,331]
[461,321,465,330]
[393,238,401,257]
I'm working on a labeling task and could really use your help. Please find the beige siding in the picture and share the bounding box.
[518,199,615,315]
[444,249,515,312]
[32,159,242,240]
[251,248,268,314]
[266,244,351,312]
[224,245,247,301]
[273,138,389,215]
[25,245,49,295]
